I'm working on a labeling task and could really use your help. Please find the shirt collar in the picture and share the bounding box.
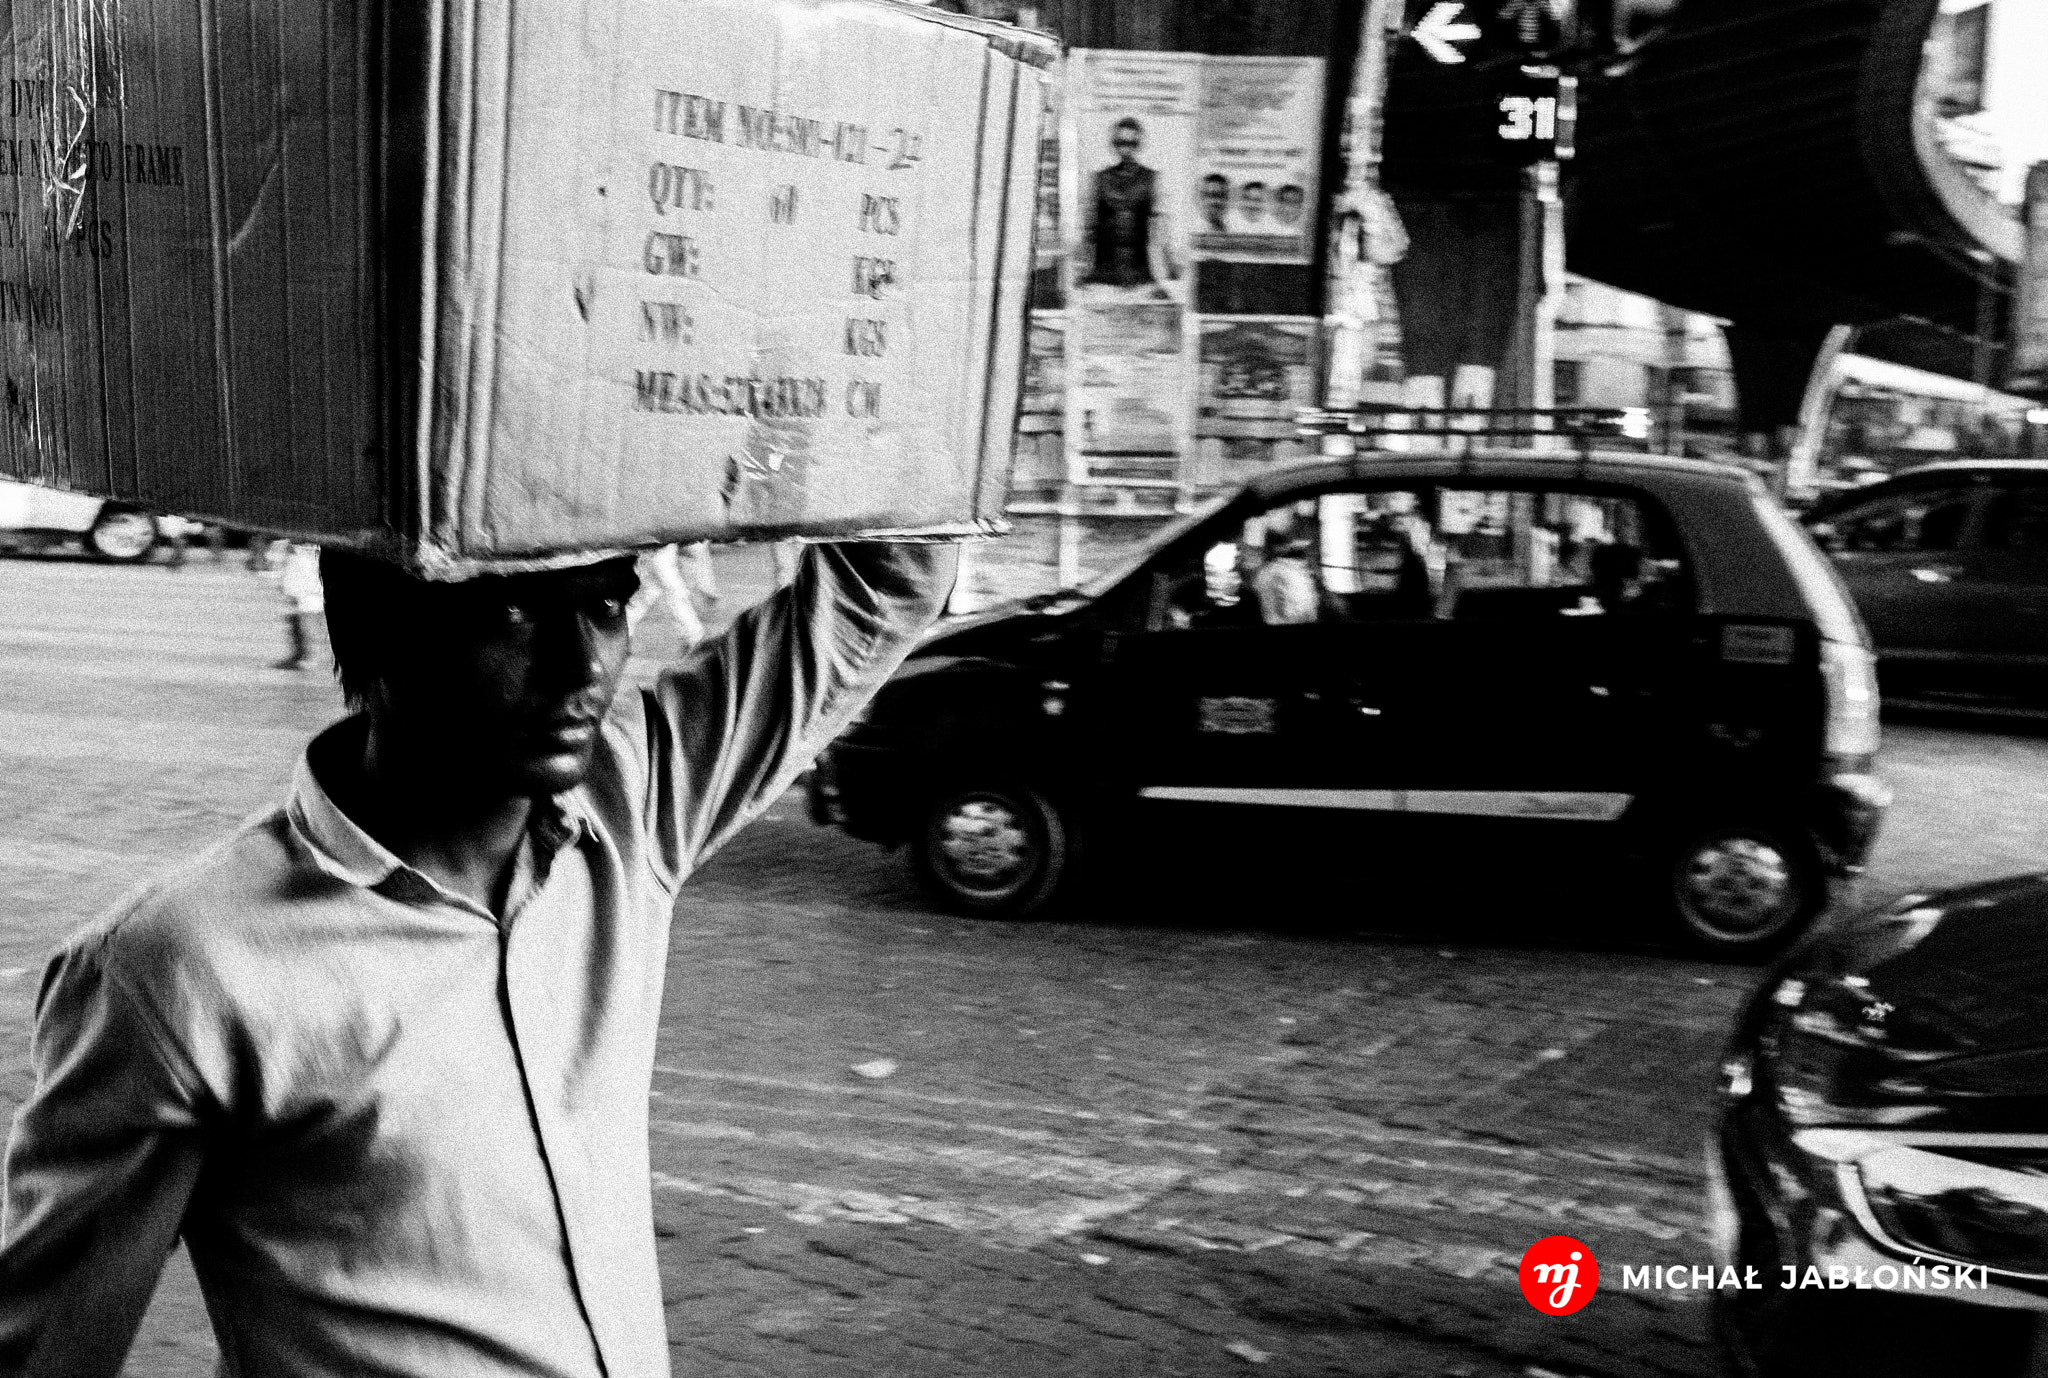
[286,718,592,901]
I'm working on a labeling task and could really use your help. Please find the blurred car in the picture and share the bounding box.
[0,477,201,562]
[811,451,1889,956]
[1712,877,2048,1375]
[1804,461,2048,705]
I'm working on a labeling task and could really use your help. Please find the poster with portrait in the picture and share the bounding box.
[1196,316,1320,423]
[1065,50,1201,306]
[1191,56,1324,264]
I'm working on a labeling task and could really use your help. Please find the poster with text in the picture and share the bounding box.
[1021,312,1067,416]
[1074,301,1188,456]
[1192,56,1324,264]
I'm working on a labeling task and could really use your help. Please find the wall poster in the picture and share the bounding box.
[1059,51,1328,485]
[1192,56,1324,265]
[1196,315,1320,424]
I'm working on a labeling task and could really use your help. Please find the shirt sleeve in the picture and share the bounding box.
[637,540,957,884]
[0,934,207,1378]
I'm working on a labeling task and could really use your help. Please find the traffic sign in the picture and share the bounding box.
[1411,2,1482,64]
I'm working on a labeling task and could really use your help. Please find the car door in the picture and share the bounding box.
[1327,484,1688,825]
[1101,494,1407,812]
[1815,480,1993,665]
[1959,478,2048,692]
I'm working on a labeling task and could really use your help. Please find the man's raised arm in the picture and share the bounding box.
[631,541,958,884]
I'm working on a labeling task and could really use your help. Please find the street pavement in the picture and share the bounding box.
[1,549,2044,1378]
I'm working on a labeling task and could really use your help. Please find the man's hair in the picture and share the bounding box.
[1113,117,1143,138]
[1239,181,1266,195]
[320,549,431,710]
[1277,184,1304,201]
[1202,173,1228,189]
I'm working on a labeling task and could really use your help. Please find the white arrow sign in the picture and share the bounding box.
[1412,1,1483,64]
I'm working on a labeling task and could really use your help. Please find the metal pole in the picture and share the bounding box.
[1323,0,1401,414]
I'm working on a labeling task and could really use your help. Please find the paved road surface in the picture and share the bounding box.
[0,552,2042,1377]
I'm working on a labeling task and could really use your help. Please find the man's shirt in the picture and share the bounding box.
[0,543,952,1378]
[1252,556,1319,625]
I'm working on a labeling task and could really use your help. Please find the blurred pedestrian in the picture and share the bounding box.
[271,540,324,670]
[1252,532,1319,624]
[772,537,802,588]
[628,542,707,652]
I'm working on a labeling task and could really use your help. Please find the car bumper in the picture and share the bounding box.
[1712,1101,2048,1376]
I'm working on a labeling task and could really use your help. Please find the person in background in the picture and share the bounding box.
[1252,531,1319,625]
[1199,173,1231,232]
[271,540,325,670]
[628,543,707,652]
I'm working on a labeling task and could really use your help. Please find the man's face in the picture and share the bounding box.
[374,558,640,796]
[1111,124,1142,163]
[1200,178,1228,224]
[1274,187,1305,226]
[1238,184,1266,222]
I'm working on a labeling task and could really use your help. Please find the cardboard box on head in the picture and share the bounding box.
[0,0,1053,577]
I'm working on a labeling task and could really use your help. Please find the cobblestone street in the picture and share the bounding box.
[3,552,2045,1377]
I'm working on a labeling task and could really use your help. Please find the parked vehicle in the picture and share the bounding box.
[811,452,1889,956]
[0,478,201,562]
[1805,460,2048,705]
[1712,876,2048,1376]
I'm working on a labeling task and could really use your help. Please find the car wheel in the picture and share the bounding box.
[1660,823,1821,958]
[913,784,1076,918]
[85,507,158,562]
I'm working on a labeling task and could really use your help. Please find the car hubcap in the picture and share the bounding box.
[935,798,1035,893]
[93,512,156,559]
[1679,836,1796,934]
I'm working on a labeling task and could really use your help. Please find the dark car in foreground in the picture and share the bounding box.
[1805,460,2048,707]
[1712,877,2048,1375]
[813,451,1890,956]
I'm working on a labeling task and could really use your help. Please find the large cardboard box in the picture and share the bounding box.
[0,0,1053,573]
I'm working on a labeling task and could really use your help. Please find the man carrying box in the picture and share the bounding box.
[0,538,954,1377]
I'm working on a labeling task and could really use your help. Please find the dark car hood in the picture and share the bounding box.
[912,591,1089,660]
[1757,876,2048,1130]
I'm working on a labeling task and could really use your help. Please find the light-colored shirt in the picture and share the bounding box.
[0,542,953,1378]
[1252,555,1319,625]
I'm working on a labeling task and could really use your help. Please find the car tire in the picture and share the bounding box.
[1657,821,1823,959]
[912,783,1076,919]
[85,506,159,562]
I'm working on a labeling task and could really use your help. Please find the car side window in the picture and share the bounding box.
[1830,486,1977,553]
[1154,492,1432,630]
[1982,483,2048,553]
[1429,487,1692,621]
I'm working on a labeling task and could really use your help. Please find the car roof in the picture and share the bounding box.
[1887,459,2048,480]
[1238,450,1759,506]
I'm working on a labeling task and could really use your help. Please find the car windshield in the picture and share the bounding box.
[1074,493,1235,601]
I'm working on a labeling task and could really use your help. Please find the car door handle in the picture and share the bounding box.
[1908,564,1962,583]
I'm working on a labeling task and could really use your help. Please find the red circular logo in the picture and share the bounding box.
[1518,1236,1598,1315]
